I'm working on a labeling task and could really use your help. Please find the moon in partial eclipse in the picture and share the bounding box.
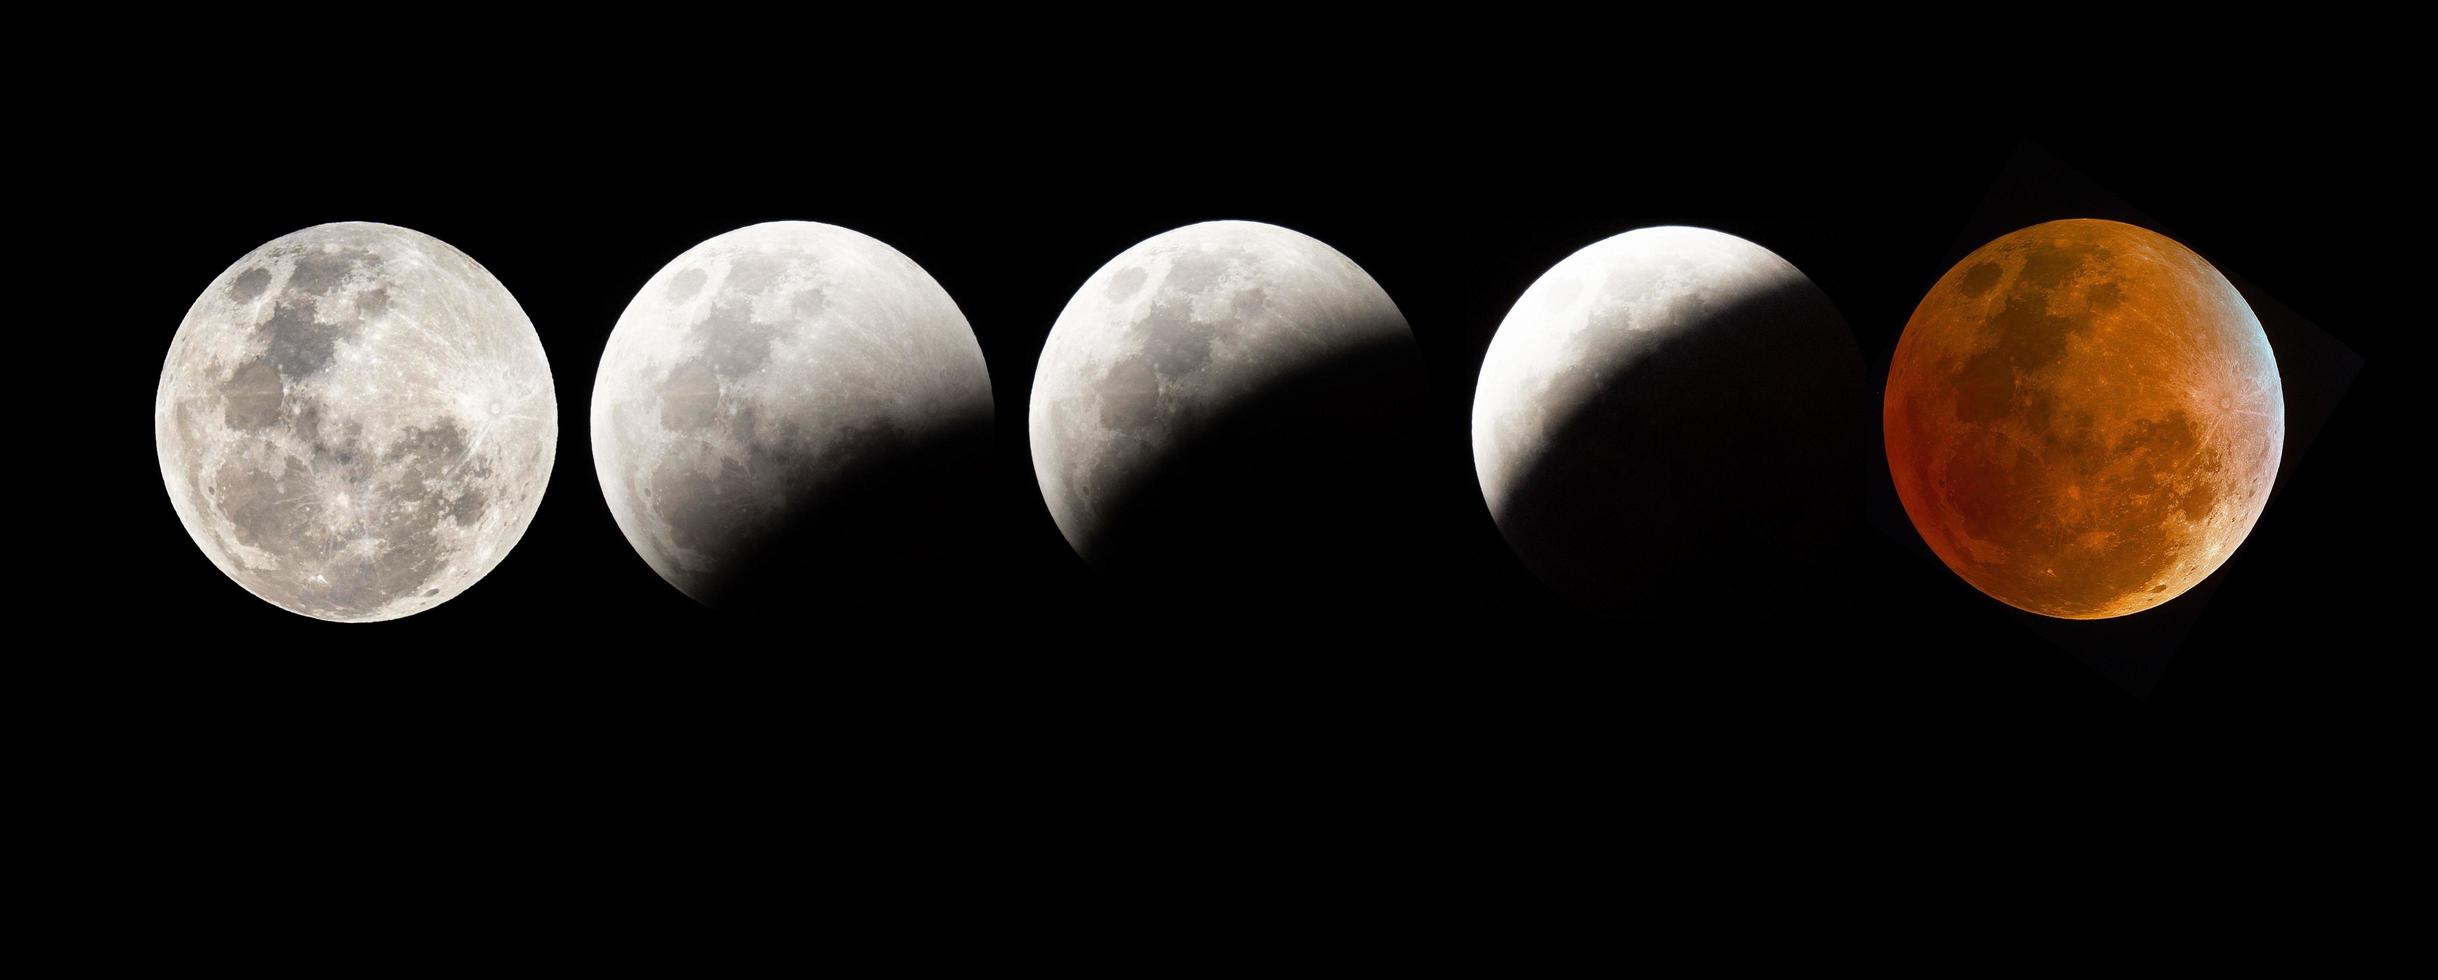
[1028,220,1429,595]
[1472,226,1867,616]
[590,221,993,610]
[155,222,558,622]
[1884,218,2284,619]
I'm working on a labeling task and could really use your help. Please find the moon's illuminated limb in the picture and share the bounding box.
[154,222,557,622]
[1884,218,2284,619]
[589,221,993,610]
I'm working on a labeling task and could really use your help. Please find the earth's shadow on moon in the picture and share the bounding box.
[1493,277,1871,618]
[684,408,995,615]
[1072,325,1436,617]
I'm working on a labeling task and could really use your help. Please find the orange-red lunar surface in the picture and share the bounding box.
[1884,219,2284,620]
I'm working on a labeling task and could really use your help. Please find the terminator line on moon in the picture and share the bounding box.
[155,222,557,622]
[1884,218,2284,620]
[591,221,993,610]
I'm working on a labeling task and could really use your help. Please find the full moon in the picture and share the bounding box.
[1884,218,2284,619]
[155,222,557,622]
[590,221,992,610]
[1028,220,1428,597]
[1472,226,1867,616]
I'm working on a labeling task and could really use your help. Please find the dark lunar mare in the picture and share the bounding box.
[689,406,996,615]
[206,414,485,619]
[1080,321,1434,616]
[1498,278,1869,618]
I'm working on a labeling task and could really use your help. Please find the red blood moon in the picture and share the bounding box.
[1884,219,2283,619]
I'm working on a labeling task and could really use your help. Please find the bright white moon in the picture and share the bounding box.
[155,222,558,622]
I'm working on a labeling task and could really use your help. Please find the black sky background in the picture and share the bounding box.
[75,117,2399,835]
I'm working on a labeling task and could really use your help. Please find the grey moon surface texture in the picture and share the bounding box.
[154,222,558,623]
[1472,226,1867,616]
[590,221,993,611]
[1029,220,1429,597]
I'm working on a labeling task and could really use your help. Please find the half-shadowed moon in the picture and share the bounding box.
[1027,220,1429,603]
[590,221,993,611]
[1472,226,1867,616]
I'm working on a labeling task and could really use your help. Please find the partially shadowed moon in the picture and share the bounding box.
[155,222,557,622]
[1472,226,1867,616]
[1884,218,2284,620]
[590,222,993,611]
[1028,220,1429,601]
